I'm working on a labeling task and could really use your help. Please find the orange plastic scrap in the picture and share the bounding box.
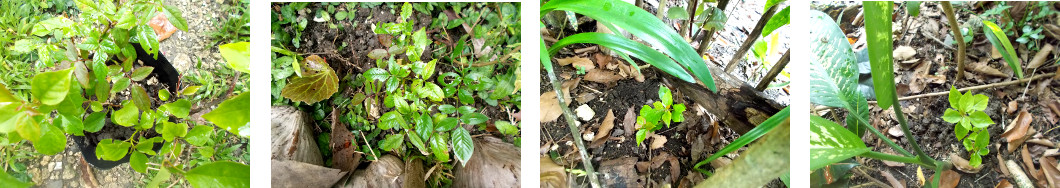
[149,13,178,41]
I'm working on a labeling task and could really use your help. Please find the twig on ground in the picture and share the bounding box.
[868,73,1056,103]
[853,167,894,188]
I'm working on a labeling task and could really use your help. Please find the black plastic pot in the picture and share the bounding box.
[73,43,179,169]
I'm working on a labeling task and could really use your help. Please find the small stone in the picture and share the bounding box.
[575,105,595,121]
[582,132,595,141]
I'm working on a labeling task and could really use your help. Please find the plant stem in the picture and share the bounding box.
[545,60,601,188]
[849,112,913,157]
[891,98,937,166]
[861,151,934,168]
[942,1,967,81]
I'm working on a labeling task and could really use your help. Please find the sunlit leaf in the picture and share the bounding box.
[96,139,131,161]
[219,42,250,73]
[983,20,1023,78]
[203,92,250,137]
[31,68,73,105]
[810,115,870,171]
[185,161,250,188]
[864,2,898,109]
[281,55,338,104]
[452,127,474,166]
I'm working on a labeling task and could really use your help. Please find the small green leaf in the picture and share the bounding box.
[968,111,993,128]
[130,67,154,81]
[379,111,405,130]
[420,82,444,102]
[0,170,32,188]
[181,86,201,96]
[495,121,518,135]
[136,137,162,155]
[451,127,474,167]
[130,84,152,110]
[159,89,171,101]
[457,106,477,115]
[112,77,130,93]
[959,91,974,113]
[983,20,1023,78]
[408,131,429,155]
[436,117,459,132]
[161,121,188,142]
[161,5,188,31]
[60,114,84,136]
[948,86,961,108]
[31,68,73,105]
[942,109,963,123]
[219,42,250,73]
[130,152,147,173]
[658,85,672,107]
[970,94,989,112]
[160,99,191,118]
[184,161,250,188]
[96,139,131,161]
[364,68,389,81]
[461,112,489,126]
[430,134,450,162]
[84,112,106,132]
[203,92,250,137]
[635,129,648,146]
[761,6,790,37]
[34,123,66,155]
[381,133,405,151]
[185,125,214,147]
[954,121,969,140]
[438,105,456,114]
[671,104,686,122]
[113,103,140,127]
[136,24,159,58]
[969,153,981,167]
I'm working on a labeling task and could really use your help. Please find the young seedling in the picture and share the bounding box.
[941,87,993,167]
[635,85,686,146]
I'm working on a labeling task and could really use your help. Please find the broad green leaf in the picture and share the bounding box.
[662,111,673,126]
[667,7,689,19]
[0,103,21,133]
[764,0,787,11]
[160,99,191,118]
[145,166,171,188]
[810,115,870,171]
[457,106,477,115]
[136,137,162,155]
[461,112,488,126]
[185,161,250,188]
[136,24,159,58]
[185,125,215,147]
[0,83,18,103]
[60,114,84,136]
[112,77,130,93]
[364,68,389,81]
[161,121,188,142]
[672,104,686,122]
[281,55,338,104]
[658,85,673,107]
[407,131,429,155]
[970,94,989,112]
[695,107,789,174]
[219,42,250,73]
[809,10,870,136]
[975,129,990,149]
[906,1,922,17]
[84,112,106,132]
[400,2,413,20]
[549,33,694,83]
[970,154,981,167]
[115,6,136,29]
[983,20,1023,78]
[635,129,648,146]
[761,6,790,37]
[95,78,110,102]
[942,109,962,123]
[430,134,450,162]
[543,0,716,91]
[34,123,66,155]
[161,5,188,31]
[31,68,73,105]
[452,127,474,167]
[948,87,961,108]
[0,170,31,188]
[968,111,993,128]
[96,139,131,161]
[130,67,154,81]
[31,16,73,37]
[57,83,84,117]
[13,110,39,142]
[113,103,140,127]
[495,121,518,135]
[159,89,171,101]
[130,84,152,110]
[864,2,897,109]
[203,92,250,137]
[436,117,459,132]
[959,92,974,113]
[379,111,405,130]
[420,82,444,102]
[410,28,429,62]
[438,105,457,114]
[381,133,404,151]
[181,86,201,96]
[130,152,147,173]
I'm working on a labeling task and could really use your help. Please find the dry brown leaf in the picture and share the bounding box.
[968,61,1010,77]
[996,179,1014,188]
[556,57,587,66]
[949,152,984,173]
[1003,110,1034,152]
[649,133,667,150]
[1028,44,1055,69]
[540,156,567,188]
[881,170,905,188]
[894,46,917,60]
[330,108,360,172]
[540,92,564,122]
[1046,24,1060,41]
[583,69,624,84]
[709,157,731,169]
[999,145,1012,177]
[594,110,616,141]
[623,107,636,137]
[888,125,904,137]
[1023,145,1042,182]
[593,53,612,68]
[938,170,961,188]
[992,45,1003,59]
[1008,100,1019,115]
[148,13,177,41]
[1040,156,1060,188]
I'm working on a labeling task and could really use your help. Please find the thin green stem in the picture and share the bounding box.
[849,113,913,157]
[545,58,601,188]
[860,151,933,167]
[892,103,937,166]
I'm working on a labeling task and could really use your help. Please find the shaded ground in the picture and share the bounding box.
[813,1,1060,187]
[18,0,235,187]
[541,0,789,187]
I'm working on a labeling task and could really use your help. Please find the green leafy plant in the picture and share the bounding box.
[941,87,992,167]
[634,85,686,146]
[0,1,250,186]
[983,20,1024,79]
[809,3,950,188]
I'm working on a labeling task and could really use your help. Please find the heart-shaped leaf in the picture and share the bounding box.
[281,55,338,104]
